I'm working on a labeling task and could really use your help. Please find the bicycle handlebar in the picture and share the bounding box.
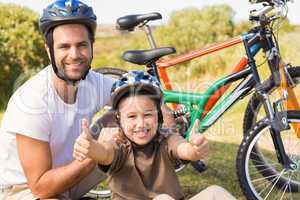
[248,0,289,24]
[249,0,290,5]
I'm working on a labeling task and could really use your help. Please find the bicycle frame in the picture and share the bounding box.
[154,33,300,139]
[160,33,258,139]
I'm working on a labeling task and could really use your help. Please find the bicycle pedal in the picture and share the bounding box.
[191,160,207,173]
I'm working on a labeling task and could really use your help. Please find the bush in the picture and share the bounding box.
[153,5,237,81]
[0,3,48,109]
[155,5,235,53]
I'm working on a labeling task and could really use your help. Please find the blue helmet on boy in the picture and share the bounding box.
[111,70,162,110]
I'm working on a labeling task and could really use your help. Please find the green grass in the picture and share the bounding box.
[178,141,245,200]
[177,97,248,199]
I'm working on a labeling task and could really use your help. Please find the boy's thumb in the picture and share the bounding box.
[191,119,200,135]
[82,119,92,139]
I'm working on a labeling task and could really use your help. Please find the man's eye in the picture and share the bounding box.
[58,45,68,49]
[79,43,88,47]
[128,115,136,119]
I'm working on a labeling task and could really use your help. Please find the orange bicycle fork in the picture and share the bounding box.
[279,62,300,138]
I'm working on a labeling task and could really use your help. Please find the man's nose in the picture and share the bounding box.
[69,46,80,59]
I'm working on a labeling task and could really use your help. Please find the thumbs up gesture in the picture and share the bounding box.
[73,119,96,162]
[188,119,209,160]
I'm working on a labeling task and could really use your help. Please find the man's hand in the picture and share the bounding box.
[188,119,209,160]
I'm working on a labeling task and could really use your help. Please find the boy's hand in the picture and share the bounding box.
[189,119,209,160]
[73,119,95,162]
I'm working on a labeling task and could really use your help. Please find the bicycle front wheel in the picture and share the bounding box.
[237,111,300,200]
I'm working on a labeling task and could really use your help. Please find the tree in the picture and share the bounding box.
[0,3,48,109]
[155,5,235,53]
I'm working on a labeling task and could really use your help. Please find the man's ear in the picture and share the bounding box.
[45,44,51,59]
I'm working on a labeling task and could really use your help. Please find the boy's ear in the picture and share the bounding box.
[115,112,120,120]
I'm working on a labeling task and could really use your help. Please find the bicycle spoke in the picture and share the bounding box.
[257,175,279,196]
[279,175,292,200]
[250,153,281,167]
[263,169,286,200]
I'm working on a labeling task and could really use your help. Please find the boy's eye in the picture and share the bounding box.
[145,113,154,117]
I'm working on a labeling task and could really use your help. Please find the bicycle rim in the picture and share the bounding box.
[245,117,300,199]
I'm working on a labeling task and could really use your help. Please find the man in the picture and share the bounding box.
[0,0,115,199]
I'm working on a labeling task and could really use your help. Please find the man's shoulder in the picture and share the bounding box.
[84,69,117,96]
[15,66,50,94]
[8,67,51,113]
[87,69,116,84]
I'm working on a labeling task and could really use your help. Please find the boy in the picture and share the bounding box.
[73,71,235,200]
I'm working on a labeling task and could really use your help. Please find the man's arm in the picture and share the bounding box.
[16,134,95,199]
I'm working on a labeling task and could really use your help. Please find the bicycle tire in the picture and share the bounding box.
[243,66,300,133]
[236,111,300,200]
[93,67,127,78]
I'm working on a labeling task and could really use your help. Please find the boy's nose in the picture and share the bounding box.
[136,116,145,127]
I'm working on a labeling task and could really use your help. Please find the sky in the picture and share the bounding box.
[0,0,299,25]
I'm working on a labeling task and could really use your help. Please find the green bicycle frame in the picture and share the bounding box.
[163,60,258,141]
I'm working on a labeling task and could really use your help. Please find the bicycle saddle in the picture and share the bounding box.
[116,12,162,31]
[122,47,176,65]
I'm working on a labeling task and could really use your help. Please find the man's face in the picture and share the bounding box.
[49,24,92,81]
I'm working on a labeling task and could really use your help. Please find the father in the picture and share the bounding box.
[0,0,114,199]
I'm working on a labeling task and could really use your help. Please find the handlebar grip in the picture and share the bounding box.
[249,0,289,4]
[249,0,271,3]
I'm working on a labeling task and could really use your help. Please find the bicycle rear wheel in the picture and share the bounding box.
[93,67,127,79]
[237,111,300,200]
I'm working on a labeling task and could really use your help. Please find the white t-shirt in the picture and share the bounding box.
[0,66,115,186]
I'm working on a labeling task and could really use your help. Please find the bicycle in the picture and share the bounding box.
[109,0,300,199]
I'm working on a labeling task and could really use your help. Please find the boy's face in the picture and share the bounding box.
[118,95,159,145]
[47,23,92,81]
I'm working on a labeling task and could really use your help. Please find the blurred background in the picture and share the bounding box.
[1,1,300,199]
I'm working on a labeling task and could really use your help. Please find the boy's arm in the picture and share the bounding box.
[176,119,209,161]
